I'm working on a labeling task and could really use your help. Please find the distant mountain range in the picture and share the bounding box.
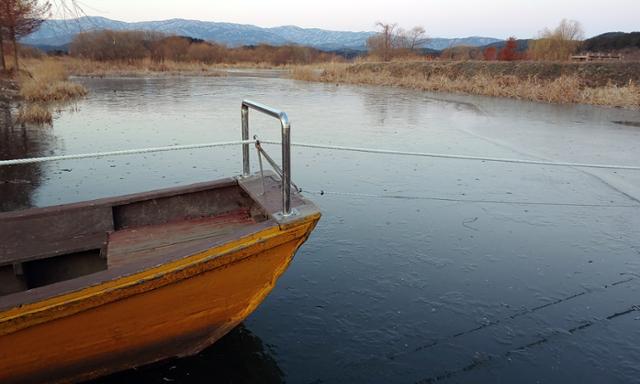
[582,32,640,52]
[21,16,503,52]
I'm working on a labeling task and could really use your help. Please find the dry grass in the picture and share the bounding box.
[58,57,247,77]
[15,104,52,125]
[20,79,87,103]
[19,58,87,102]
[291,61,640,109]
[579,81,640,108]
[55,57,316,77]
[22,56,305,79]
[289,66,322,81]
[290,62,350,82]
[6,58,88,126]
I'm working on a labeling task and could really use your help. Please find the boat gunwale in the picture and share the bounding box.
[0,213,320,335]
[0,177,238,220]
[0,169,321,333]
[0,217,274,313]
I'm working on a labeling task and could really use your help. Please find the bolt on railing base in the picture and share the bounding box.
[274,208,299,220]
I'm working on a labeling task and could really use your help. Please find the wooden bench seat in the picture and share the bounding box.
[107,209,256,268]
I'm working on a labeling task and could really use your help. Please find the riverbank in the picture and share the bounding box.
[291,61,640,109]
[26,57,295,78]
[57,57,234,77]
[1,58,88,125]
[19,59,87,103]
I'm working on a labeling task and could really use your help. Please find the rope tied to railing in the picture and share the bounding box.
[259,141,640,172]
[0,140,256,166]
[1,139,639,172]
[2,138,638,209]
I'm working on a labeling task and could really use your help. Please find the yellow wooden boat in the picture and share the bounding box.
[0,101,320,383]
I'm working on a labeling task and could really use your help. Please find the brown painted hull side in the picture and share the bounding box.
[0,220,317,384]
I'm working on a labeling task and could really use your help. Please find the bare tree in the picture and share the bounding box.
[0,1,81,72]
[528,19,584,61]
[70,30,162,62]
[406,26,429,51]
[0,0,51,72]
[394,27,409,50]
[50,0,84,19]
[555,19,584,41]
[367,23,430,60]
[367,22,399,61]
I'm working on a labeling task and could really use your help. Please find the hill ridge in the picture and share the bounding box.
[22,16,503,51]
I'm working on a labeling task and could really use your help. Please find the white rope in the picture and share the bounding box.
[260,140,640,171]
[2,138,638,172]
[2,137,638,208]
[0,140,256,166]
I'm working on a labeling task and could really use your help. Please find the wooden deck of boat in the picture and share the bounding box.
[107,208,256,268]
[0,171,322,384]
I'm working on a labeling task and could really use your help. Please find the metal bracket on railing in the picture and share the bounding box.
[255,139,266,196]
[254,137,301,193]
[241,100,295,217]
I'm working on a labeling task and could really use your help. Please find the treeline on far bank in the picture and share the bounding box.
[68,30,341,65]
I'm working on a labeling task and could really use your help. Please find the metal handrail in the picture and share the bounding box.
[241,100,293,216]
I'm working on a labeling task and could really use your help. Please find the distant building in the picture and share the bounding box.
[570,52,622,61]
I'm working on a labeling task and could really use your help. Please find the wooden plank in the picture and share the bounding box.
[113,186,251,230]
[238,173,304,215]
[107,209,255,268]
[238,171,321,227]
[0,179,240,266]
[0,206,112,266]
[0,219,276,311]
[0,178,237,221]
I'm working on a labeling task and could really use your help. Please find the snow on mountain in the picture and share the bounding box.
[22,16,502,51]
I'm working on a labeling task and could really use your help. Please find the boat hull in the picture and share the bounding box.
[0,215,319,384]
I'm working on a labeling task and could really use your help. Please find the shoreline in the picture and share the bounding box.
[54,57,281,78]
[3,58,639,111]
[2,59,88,125]
[68,68,288,79]
[290,61,640,110]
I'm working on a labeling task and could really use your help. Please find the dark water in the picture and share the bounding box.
[1,74,640,383]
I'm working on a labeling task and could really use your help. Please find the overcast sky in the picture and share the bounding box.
[67,0,639,39]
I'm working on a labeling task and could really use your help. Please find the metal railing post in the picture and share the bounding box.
[241,104,250,177]
[241,100,294,217]
[281,116,291,216]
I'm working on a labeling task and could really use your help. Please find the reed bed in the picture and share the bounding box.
[19,59,87,103]
[290,61,640,109]
[15,104,52,125]
[289,66,323,81]
[7,58,88,126]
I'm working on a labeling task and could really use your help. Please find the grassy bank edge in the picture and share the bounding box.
[48,57,287,78]
[289,61,640,110]
[14,58,88,125]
